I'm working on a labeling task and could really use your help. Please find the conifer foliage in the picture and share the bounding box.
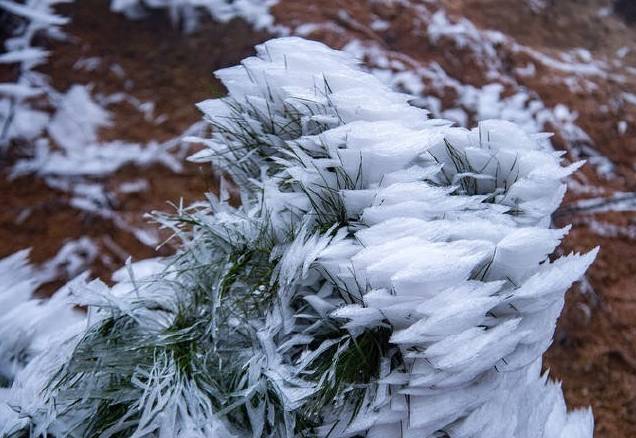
[0,37,597,437]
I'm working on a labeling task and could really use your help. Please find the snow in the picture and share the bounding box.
[597,6,612,18]
[582,219,636,240]
[0,47,49,64]
[519,45,622,81]
[73,56,102,71]
[0,251,83,385]
[38,237,100,283]
[186,37,596,437]
[370,18,390,31]
[9,85,185,178]
[623,92,636,106]
[338,8,618,180]
[0,0,203,289]
[515,62,537,77]
[0,0,68,25]
[616,47,630,59]
[569,192,636,214]
[110,0,279,32]
[527,0,547,13]
[0,0,70,151]
[49,85,112,148]
[0,83,45,98]
[0,1,610,434]
[119,178,150,193]
[1,2,191,183]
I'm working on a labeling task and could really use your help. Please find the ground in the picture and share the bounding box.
[1,0,634,434]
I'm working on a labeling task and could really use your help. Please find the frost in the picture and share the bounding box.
[339,5,618,180]
[623,92,636,106]
[11,85,183,178]
[0,251,83,386]
[567,192,636,214]
[110,0,279,32]
[0,0,69,151]
[38,237,100,283]
[527,0,547,13]
[0,37,598,437]
[1,4,192,194]
[187,37,597,437]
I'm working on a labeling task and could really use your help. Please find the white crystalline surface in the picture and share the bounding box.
[10,85,183,177]
[0,251,83,400]
[1,3,183,178]
[191,36,598,437]
[0,0,67,150]
[0,37,597,437]
[335,5,623,182]
[110,0,278,32]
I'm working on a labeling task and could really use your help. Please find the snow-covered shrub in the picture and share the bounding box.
[110,0,277,32]
[0,37,597,437]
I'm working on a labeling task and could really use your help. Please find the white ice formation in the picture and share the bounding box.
[110,0,277,32]
[0,37,597,437]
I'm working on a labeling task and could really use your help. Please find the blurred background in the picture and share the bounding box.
[1,0,635,435]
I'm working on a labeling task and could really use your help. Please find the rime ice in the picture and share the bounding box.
[0,37,597,437]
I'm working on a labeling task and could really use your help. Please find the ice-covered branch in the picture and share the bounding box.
[0,37,597,437]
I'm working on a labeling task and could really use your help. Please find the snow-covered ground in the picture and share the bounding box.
[1,0,217,282]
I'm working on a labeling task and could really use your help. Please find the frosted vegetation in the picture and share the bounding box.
[0,0,199,243]
[0,0,68,152]
[0,37,598,437]
[0,2,184,179]
[110,0,278,32]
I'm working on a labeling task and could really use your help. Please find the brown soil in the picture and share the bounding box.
[547,225,636,437]
[1,0,635,435]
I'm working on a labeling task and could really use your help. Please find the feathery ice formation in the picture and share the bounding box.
[110,0,277,32]
[0,0,69,152]
[0,37,597,437]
